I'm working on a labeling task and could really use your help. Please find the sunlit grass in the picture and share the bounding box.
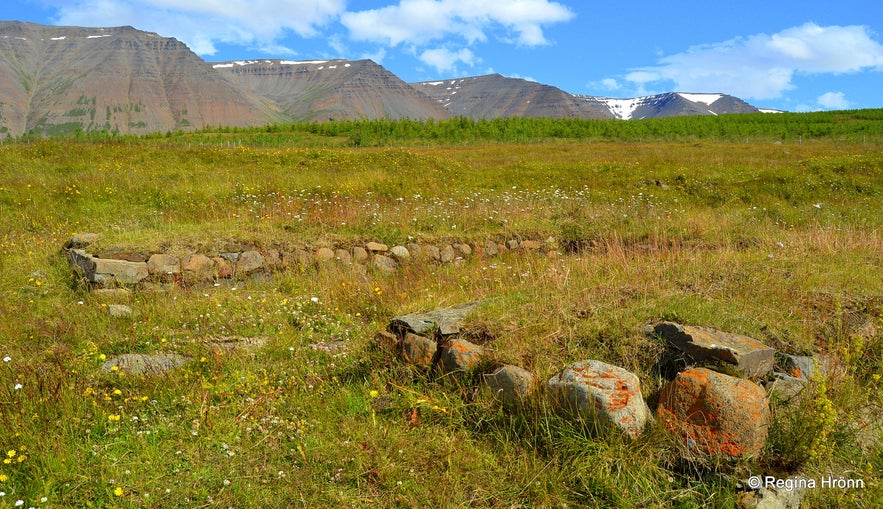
[0,122,881,507]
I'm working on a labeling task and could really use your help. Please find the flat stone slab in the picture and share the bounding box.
[650,322,774,378]
[101,353,190,376]
[547,360,651,439]
[68,249,149,285]
[657,367,770,458]
[389,300,482,337]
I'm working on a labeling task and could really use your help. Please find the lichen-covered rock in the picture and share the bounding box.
[775,353,815,380]
[181,254,214,282]
[399,333,436,368]
[439,244,456,263]
[657,367,770,458]
[211,257,234,278]
[650,322,775,378]
[334,248,353,264]
[547,360,651,439]
[438,338,483,373]
[484,365,534,407]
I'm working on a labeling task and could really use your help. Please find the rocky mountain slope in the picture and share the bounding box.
[0,20,765,137]
[0,21,270,137]
[411,74,613,119]
[213,59,449,122]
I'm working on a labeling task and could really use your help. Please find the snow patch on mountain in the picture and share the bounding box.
[678,93,722,105]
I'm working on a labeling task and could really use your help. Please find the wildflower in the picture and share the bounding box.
[2,357,9,362]
[98,354,106,361]
[369,390,379,398]
[6,451,15,458]
[0,474,7,482]
[114,487,123,496]
[13,384,22,390]
[108,414,121,421]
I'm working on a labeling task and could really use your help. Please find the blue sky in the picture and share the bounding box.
[4,0,882,111]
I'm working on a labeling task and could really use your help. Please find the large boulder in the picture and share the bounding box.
[547,360,651,439]
[657,367,770,458]
[649,322,775,378]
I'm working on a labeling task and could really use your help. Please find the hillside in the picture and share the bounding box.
[411,74,614,119]
[0,21,270,137]
[214,59,450,122]
[0,20,770,137]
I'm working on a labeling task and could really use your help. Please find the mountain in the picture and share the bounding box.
[213,59,449,122]
[412,74,613,119]
[0,20,766,137]
[0,21,270,137]
[413,74,760,120]
[580,92,760,120]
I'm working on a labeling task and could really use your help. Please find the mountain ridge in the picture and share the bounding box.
[1,20,765,137]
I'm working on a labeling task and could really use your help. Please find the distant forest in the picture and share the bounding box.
[14,109,883,147]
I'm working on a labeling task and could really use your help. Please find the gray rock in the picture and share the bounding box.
[219,252,240,263]
[520,240,542,250]
[314,247,335,262]
[765,374,808,403]
[390,245,411,261]
[506,239,519,250]
[372,255,399,272]
[352,246,369,263]
[101,353,190,376]
[389,301,482,337]
[439,244,456,263]
[650,321,775,378]
[484,365,534,407]
[483,241,499,257]
[334,249,353,264]
[68,249,149,285]
[107,304,133,318]
[365,241,388,253]
[439,338,483,373]
[406,243,422,258]
[547,360,651,439]
[423,245,441,261]
[237,250,264,274]
[775,353,815,379]
[147,253,180,275]
[455,243,472,256]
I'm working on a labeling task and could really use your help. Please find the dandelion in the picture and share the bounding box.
[114,487,123,496]
[0,474,6,482]
[369,390,379,398]
[6,452,14,459]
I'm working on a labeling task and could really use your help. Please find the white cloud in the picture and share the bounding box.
[615,23,883,99]
[419,47,477,74]
[341,0,574,47]
[50,0,346,55]
[817,91,851,109]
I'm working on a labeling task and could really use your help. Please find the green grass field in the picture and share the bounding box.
[0,113,881,507]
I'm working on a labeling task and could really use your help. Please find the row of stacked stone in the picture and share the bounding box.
[63,233,559,287]
[382,303,822,461]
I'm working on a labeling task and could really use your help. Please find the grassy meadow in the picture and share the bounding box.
[0,112,882,507]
